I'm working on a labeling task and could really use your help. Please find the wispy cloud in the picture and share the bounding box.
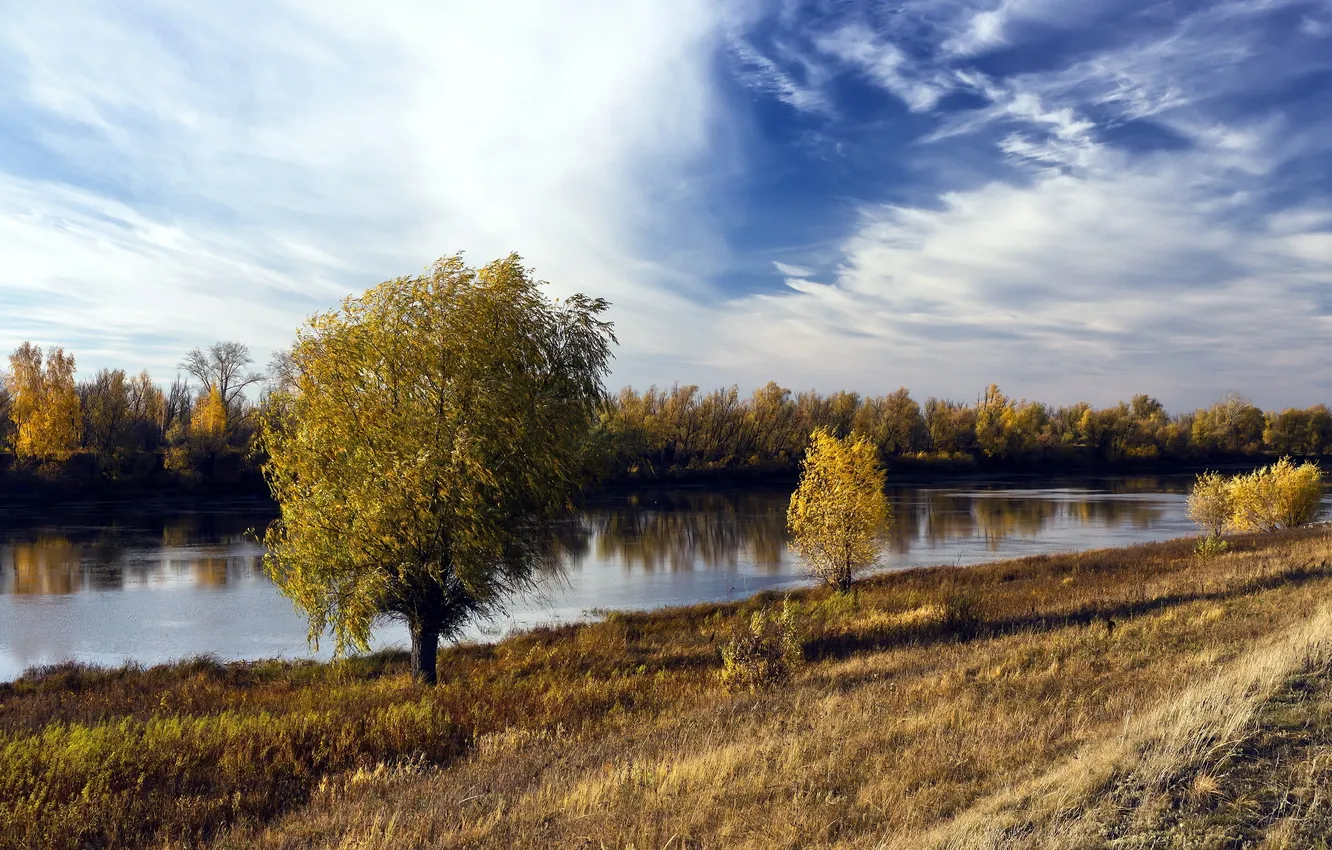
[0,0,729,381]
[2,0,1331,408]
[709,0,1332,406]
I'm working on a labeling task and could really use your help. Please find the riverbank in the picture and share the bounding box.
[4,528,1332,848]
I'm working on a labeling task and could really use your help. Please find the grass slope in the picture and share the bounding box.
[3,529,1332,848]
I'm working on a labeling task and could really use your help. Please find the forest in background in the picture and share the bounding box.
[3,340,1332,494]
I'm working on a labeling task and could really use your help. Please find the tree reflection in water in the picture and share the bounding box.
[1,509,268,596]
[570,481,1172,572]
[574,491,790,573]
[1,482,1182,595]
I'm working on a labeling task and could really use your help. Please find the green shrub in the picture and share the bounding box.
[1194,534,1230,561]
[719,600,802,693]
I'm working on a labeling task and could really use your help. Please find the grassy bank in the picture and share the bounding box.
[4,530,1332,848]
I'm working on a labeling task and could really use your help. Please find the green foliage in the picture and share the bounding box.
[787,428,890,592]
[1194,534,1230,561]
[718,599,802,693]
[257,253,616,682]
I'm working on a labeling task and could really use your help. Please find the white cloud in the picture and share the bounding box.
[728,35,830,114]
[0,0,730,383]
[716,153,1332,405]
[773,261,814,277]
[815,25,951,111]
[3,0,1330,411]
[704,0,1332,408]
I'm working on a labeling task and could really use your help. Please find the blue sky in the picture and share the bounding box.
[1,0,1331,409]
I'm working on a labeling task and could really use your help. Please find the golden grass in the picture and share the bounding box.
[5,529,1332,849]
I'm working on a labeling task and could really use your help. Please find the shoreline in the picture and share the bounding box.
[6,528,1332,847]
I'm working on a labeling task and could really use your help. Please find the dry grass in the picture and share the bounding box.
[5,529,1332,849]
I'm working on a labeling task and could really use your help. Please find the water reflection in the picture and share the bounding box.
[575,481,1176,571]
[1,480,1204,681]
[1,485,1186,595]
[0,508,268,596]
[577,491,788,573]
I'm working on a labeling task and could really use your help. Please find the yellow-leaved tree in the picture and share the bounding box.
[257,253,615,684]
[787,428,890,593]
[191,387,229,450]
[5,342,81,462]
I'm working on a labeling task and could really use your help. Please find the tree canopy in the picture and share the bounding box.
[257,253,615,683]
[5,342,81,461]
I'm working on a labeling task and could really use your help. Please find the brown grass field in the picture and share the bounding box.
[5,528,1332,848]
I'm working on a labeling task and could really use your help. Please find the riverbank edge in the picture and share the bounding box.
[5,527,1332,849]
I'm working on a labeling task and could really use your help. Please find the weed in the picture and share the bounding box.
[718,598,802,693]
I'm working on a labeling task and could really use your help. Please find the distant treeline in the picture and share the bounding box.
[0,342,268,493]
[597,383,1332,480]
[3,340,1330,493]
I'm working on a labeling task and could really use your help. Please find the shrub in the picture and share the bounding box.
[719,600,802,693]
[938,589,984,639]
[1187,471,1234,537]
[1187,460,1324,539]
[1229,458,1324,533]
[1194,534,1230,561]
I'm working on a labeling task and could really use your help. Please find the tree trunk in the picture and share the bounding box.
[409,616,440,685]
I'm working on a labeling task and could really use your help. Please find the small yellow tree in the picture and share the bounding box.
[190,387,229,450]
[1186,471,1233,538]
[787,428,890,592]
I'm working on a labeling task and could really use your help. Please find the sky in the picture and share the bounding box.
[1,0,1331,410]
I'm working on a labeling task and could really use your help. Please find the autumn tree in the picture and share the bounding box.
[258,253,616,684]
[191,387,229,451]
[1192,393,1265,456]
[1228,458,1324,532]
[5,343,81,461]
[924,397,976,455]
[786,428,890,593]
[179,341,263,424]
[1186,471,1233,538]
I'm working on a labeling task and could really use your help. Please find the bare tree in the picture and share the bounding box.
[0,375,13,451]
[165,377,194,434]
[179,342,263,413]
[264,347,299,399]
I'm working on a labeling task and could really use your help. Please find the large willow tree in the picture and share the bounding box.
[258,253,615,683]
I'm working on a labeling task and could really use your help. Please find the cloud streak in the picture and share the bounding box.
[1,0,1331,410]
[718,0,1332,407]
[0,0,728,381]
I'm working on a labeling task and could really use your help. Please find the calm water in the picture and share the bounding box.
[0,477,1203,680]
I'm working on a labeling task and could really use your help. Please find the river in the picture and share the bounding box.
[0,476,1215,680]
